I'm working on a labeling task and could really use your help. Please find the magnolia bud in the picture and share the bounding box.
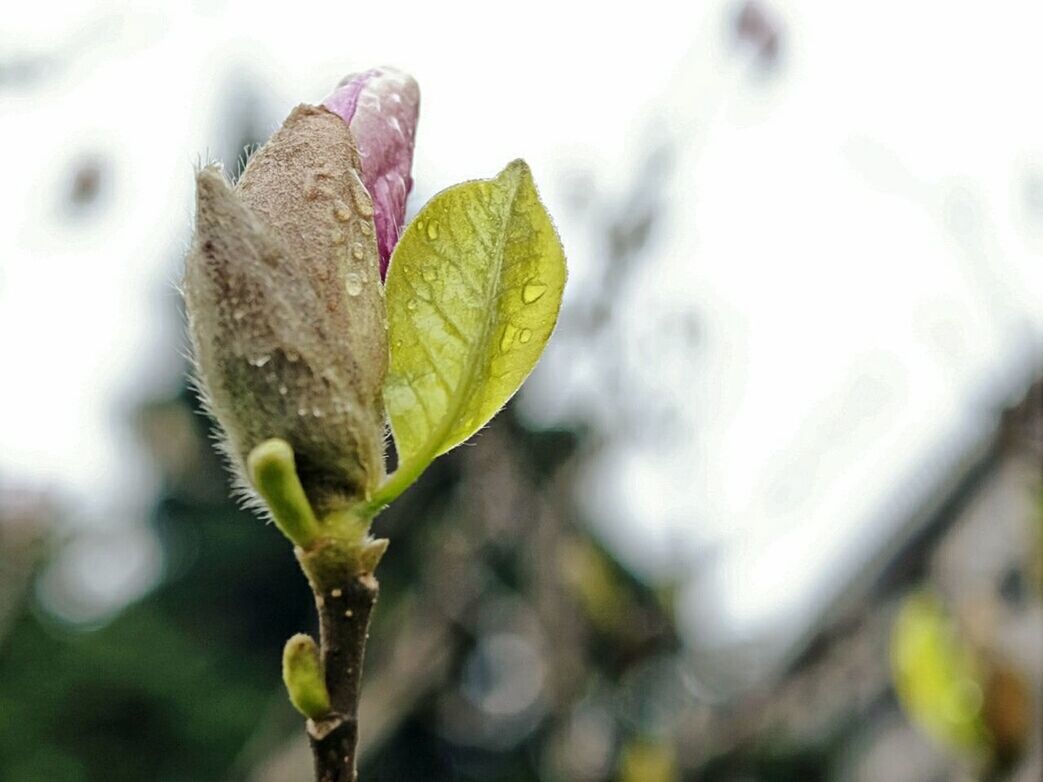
[183,103,389,513]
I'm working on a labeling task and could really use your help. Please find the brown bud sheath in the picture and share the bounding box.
[183,105,388,513]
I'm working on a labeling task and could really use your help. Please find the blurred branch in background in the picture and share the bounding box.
[0,489,52,643]
[676,379,1043,781]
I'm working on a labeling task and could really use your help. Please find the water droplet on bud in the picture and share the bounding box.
[333,200,352,222]
[350,179,375,217]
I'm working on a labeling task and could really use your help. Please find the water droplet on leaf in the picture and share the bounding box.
[500,323,518,352]
[345,273,363,296]
[426,221,439,240]
[522,282,547,303]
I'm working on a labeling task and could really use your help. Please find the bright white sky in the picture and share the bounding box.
[2,1,1041,672]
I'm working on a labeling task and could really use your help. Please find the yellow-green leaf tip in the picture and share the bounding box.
[282,633,330,719]
[248,438,320,547]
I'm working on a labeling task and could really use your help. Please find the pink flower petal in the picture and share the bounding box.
[323,68,420,278]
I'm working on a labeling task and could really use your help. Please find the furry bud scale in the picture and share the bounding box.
[183,105,388,513]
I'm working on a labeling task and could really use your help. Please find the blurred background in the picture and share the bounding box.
[1,1,1041,779]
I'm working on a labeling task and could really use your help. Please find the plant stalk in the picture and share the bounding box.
[298,548,380,782]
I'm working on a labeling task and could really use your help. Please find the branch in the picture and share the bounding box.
[299,557,379,782]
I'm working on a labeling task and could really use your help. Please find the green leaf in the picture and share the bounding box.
[374,159,566,507]
[890,592,988,752]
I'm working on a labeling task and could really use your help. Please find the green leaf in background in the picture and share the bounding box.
[374,159,565,508]
[890,591,989,753]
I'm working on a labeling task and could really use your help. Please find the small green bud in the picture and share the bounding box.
[183,105,388,514]
[247,439,320,547]
[282,633,331,719]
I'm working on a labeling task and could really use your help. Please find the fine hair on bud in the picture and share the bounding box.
[183,105,389,515]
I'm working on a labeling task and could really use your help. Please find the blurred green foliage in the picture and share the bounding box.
[0,388,313,780]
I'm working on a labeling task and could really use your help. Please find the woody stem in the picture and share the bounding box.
[299,553,379,782]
